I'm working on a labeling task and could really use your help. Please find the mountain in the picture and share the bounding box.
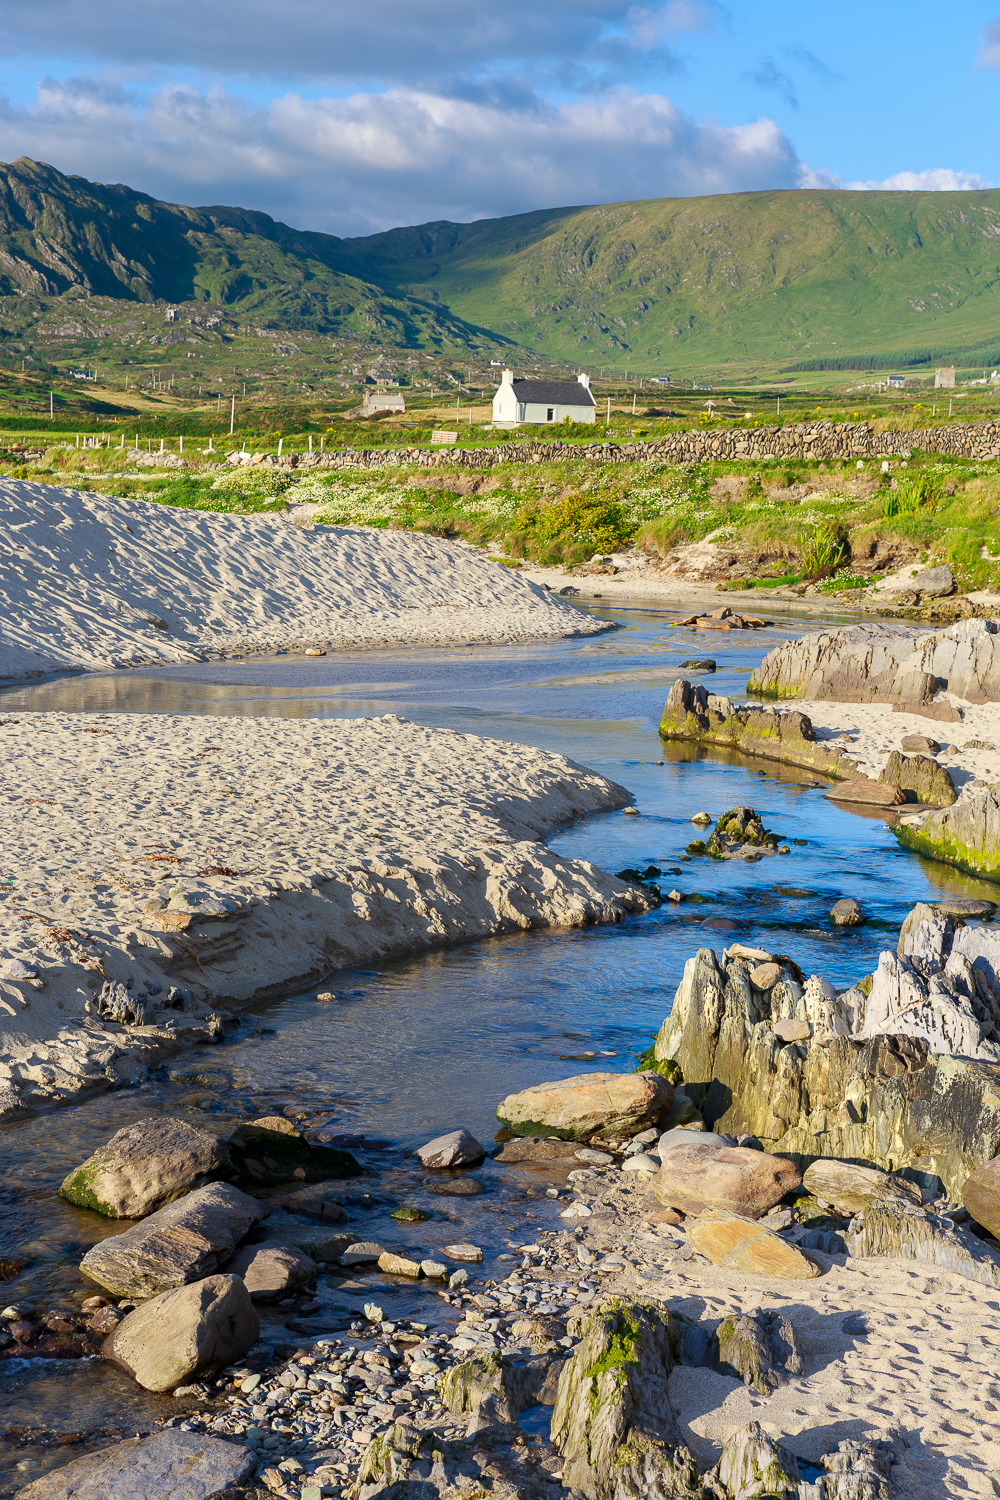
[332,190,1000,374]
[5,159,1000,375]
[0,158,506,353]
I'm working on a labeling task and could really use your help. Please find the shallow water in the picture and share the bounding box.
[0,598,994,1463]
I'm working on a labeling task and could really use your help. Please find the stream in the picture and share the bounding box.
[0,597,995,1487]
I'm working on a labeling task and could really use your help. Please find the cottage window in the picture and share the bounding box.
[546,408,554,421]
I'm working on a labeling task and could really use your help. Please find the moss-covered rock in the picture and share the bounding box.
[60,1118,233,1219]
[227,1118,360,1187]
[878,750,957,806]
[705,807,778,858]
[894,788,1000,881]
[659,679,854,780]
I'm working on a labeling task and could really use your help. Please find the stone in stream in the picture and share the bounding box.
[424,1177,483,1197]
[415,1128,486,1168]
[338,1241,384,1265]
[59,1117,233,1220]
[491,1136,597,1164]
[102,1274,259,1391]
[224,1240,317,1301]
[878,750,957,806]
[496,1071,672,1141]
[802,1158,922,1216]
[687,1211,820,1279]
[12,1430,257,1499]
[658,679,855,779]
[705,807,778,857]
[227,1116,360,1186]
[550,1301,703,1498]
[653,1142,801,1219]
[830,897,864,927]
[378,1251,422,1277]
[275,1182,348,1220]
[79,1182,265,1298]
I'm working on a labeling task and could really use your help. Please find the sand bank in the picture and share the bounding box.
[0,481,605,683]
[0,711,650,1116]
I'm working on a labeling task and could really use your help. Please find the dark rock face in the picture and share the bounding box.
[228,1118,360,1186]
[659,679,854,778]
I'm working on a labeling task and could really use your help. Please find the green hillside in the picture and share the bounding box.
[0,157,505,352]
[333,190,1000,374]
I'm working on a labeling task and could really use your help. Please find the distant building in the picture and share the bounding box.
[887,374,905,389]
[934,367,956,389]
[492,370,596,425]
[360,392,405,416]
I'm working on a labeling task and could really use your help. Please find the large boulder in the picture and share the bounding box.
[846,1198,1000,1290]
[102,1273,259,1391]
[878,751,956,806]
[748,618,1000,705]
[59,1118,232,1219]
[802,1158,922,1216]
[79,1182,266,1298]
[652,1142,801,1219]
[496,1071,672,1141]
[895,788,1000,883]
[227,1116,360,1186]
[13,1430,257,1499]
[658,679,854,778]
[223,1239,317,1301]
[550,1301,703,1499]
[687,1210,820,1278]
[416,1129,486,1168]
[962,1155,1000,1238]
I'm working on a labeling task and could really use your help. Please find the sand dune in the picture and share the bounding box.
[0,480,602,681]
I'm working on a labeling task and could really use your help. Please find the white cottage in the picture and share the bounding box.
[492,370,596,426]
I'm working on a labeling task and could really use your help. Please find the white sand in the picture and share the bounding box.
[0,711,648,1114]
[798,698,1000,797]
[0,480,604,682]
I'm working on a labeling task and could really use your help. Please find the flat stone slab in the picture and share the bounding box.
[14,1430,256,1499]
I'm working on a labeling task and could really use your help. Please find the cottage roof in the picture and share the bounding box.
[506,378,596,407]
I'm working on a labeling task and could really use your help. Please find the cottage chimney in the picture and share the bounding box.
[502,368,513,382]
[578,372,590,389]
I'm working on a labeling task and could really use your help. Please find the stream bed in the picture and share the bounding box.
[0,597,996,1488]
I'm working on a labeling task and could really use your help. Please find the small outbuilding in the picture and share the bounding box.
[934,366,956,389]
[492,370,596,426]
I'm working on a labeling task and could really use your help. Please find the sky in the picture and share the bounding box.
[0,0,997,237]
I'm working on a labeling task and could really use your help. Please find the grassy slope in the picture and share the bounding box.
[335,190,1000,371]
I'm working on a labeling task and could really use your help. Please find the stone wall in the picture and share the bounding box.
[253,417,1000,473]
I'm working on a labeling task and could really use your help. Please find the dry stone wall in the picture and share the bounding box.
[260,417,1000,472]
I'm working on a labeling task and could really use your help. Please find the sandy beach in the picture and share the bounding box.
[0,480,604,683]
[0,710,650,1116]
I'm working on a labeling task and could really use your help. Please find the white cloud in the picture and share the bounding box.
[845,168,991,192]
[0,78,805,233]
[977,19,1000,69]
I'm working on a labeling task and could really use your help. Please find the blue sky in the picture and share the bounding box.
[0,0,996,234]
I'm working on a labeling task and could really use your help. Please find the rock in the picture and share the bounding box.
[749,962,781,990]
[275,1183,348,1220]
[224,1240,317,1301]
[415,1128,486,1168]
[679,660,716,671]
[652,1142,801,1218]
[496,1071,673,1141]
[425,1177,483,1197]
[773,1018,811,1042]
[711,1309,802,1395]
[825,777,907,807]
[830,897,864,927]
[687,1210,821,1278]
[492,1138,582,1163]
[421,1260,448,1278]
[574,1148,613,1163]
[690,812,713,825]
[228,1118,359,1186]
[891,698,964,722]
[378,1252,422,1277]
[102,1274,259,1391]
[802,1159,922,1215]
[709,1421,803,1499]
[79,1183,266,1298]
[878,750,957,806]
[443,1242,483,1262]
[449,1269,470,1289]
[706,807,778,857]
[12,1430,257,1499]
[390,1206,430,1222]
[658,679,854,778]
[749,618,1000,705]
[912,564,955,598]
[438,1347,560,1427]
[550,1302,703,1499]
[339,1241,383,1265]
[901,734,940,753]
[846,1198,1000,1290]
[621,1153,659,1174]
[962,1155,1000,1238]
[895,787,1000,882]
[659,1129,727,1155]
[59,1118,232,1219]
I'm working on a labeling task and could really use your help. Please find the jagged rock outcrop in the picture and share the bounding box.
[962,1155,1000,1238]
[550,1302,706,1499]
[653,914,1000,1198]
[707,1424,895,1500]
[658,681,854,778]
[705,808,779,858]
[895,787,1000,881]
[748,617,1000,705]
[710,1310,802,1396]
[877,751,956,806]
[846,1197,1000,1289]
[801,1158,921,1215]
